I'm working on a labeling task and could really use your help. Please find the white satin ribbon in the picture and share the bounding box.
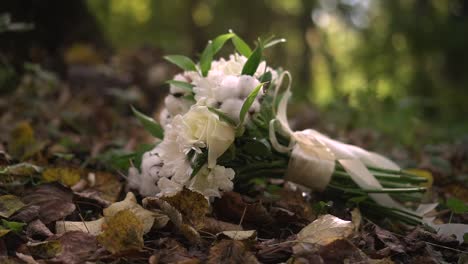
[269,71,426,214]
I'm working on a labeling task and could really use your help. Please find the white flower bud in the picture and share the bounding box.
[219,98,244,122]
[215,76,240,101]
[159,108,172,127]
[165,94,190,116]
[238,75,261,98]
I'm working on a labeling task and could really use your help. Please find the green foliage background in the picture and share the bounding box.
[87,0,468,145]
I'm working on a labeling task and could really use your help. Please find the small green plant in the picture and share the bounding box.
[446,197,468,223]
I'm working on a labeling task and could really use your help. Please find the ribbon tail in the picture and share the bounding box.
[338,159,407,210]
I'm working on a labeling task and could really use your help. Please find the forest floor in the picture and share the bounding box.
[0,47,467,264]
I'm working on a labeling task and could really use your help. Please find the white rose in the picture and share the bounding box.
[182,105,235,168]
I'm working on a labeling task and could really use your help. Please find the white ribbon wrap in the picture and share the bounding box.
[269,71,422,211]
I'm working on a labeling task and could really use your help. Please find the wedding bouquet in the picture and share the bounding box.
[128,32,430,224]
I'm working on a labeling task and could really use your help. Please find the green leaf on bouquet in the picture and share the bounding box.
[183,94,196,102]
[212,33,235,53]
[232,35,252,57]
[238,83,264,128]
[200,33,235,76]
[208,107,237,127]
[131,106,164,139]
[165,80,194,92]
[242,138,271,157]
[164,55,197,72]
[241,45,263,76]
[264,38,287,49]
[259,71,272,84]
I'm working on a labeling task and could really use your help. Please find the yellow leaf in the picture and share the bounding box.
[42,167,82,187]
[97,209,144,254]
[9,121,35,159]
[0,228,10,238]
[404,169,433,188]
[27,240,62,259]
[104,192,168,234]
[0,195,25,218]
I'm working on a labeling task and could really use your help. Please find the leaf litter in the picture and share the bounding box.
[0,47,466,263]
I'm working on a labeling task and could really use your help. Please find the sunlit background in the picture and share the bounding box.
[85,0,468,145]
[2,0,468,146]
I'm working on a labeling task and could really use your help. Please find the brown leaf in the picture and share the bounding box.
[374,226,406,254]
[207,240,259,264]
[144,188,210,244]
[97,209,144,254]
[10,205,40,223]
[21,183,76,224]
[150,238,200,264]
[213,192,274,228]
[317,239,369,264]
[294,214,354,254]
[201,217,243,234]
[0,195,25,218]
[27,240,62,259]
[256,238,293,264]
[26,219,53,238]
[50,231,98,264]
[273,189,315,222]
[89,171,122,203]
[149,198,201,244]
[161,187,210,229]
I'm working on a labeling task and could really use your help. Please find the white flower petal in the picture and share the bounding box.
[219,98,243,122]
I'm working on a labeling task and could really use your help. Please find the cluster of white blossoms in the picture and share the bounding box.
[128,53,278,198]
[160,54,277,126]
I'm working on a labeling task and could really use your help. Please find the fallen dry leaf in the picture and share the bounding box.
[160,187,210,229]
[8,121,35,159]
[207,240,259,264]
[144,188,210,244]
[42,167,82,187]
[218,230,257,241]
[50,231,98,264]
[202,217,243,234]
[26,219,53,238]
[374,225,406,253]
[213,191,274,228]
[88,171,122,203]
[294,214,354,254]
[97,209,144,254]
[317,239,369,263]
[55,218,105,236]
[104,192,168,233]
[56,192,168,236]
[27,240,62,259]
[0,227,11,238]
[0,195,25,218]
[150,238,200,264]
[150,198,201,244]
[21,183,76,224]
